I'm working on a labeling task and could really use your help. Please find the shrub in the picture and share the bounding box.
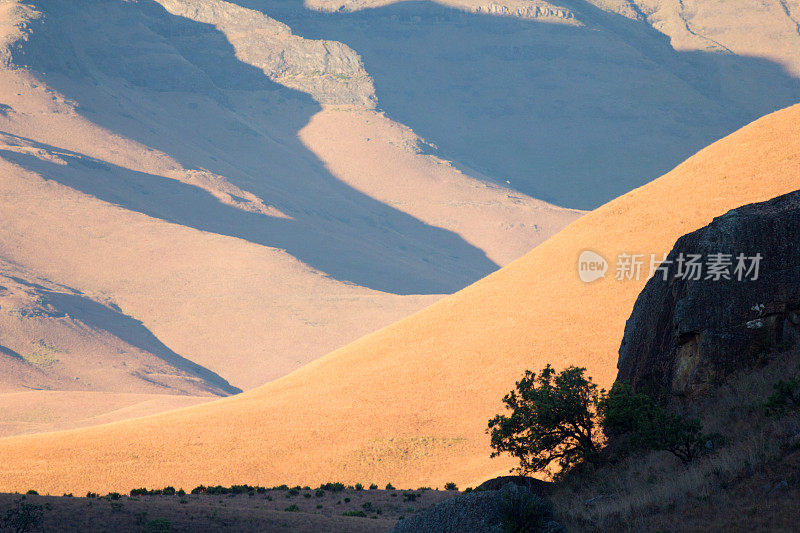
[444,482,458,491]
[488,365,603,476]
[385,483,395,490]
[319,482,345,492]
[24,491,37,496]
[191,485,207,495]
[284,504,300,512]
[315,489,325,498]
[601,383,706,464]
[2,498,43,533]
[500,489,551,533]
[342,511,367,517]
[764,378,800,416]
[369,484,378,490]
[86,492,98,499]
[105,492,122,501]
[402,492,420,502]
[162,486,176,496]
[354,483,364,491]
[144,517,172,533]
[464,487,473,493]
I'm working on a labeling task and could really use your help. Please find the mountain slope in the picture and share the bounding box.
[0,0,579,430]
[0,103,796,495]
[236,0,800,208]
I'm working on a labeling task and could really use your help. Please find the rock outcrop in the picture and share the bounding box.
[391,483,563,533]
[618,190,800,400]
[157,0,376,107]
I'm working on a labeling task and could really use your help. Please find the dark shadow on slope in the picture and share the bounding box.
[0,136,491,295]
[232,0,800,209]
[0,344,25,361]
[11,0,499,295]
[6,274,241,395]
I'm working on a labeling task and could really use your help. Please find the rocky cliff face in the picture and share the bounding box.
[617,190,800,400]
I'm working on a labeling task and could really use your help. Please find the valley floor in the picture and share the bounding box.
[0,487,457,532]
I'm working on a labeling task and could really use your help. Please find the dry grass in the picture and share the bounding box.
[0,486,450,533]
[0,104,797,495]
[552,351,800,531]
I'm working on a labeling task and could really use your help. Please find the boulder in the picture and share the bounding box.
[474,475,553,496]
[391,483,562,533]
[618,190,800,400]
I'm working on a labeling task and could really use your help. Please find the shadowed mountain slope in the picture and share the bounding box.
[0,103,796,495]
[231,0,800,208]
[0,0,580,424]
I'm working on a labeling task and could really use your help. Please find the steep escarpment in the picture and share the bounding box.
[618,189,800,399]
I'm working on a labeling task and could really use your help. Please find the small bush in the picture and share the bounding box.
[402,492,420,502]
[764,378,800,416]
[464,487,473,493]
[354,483,364,491]
[444,482,458,491]
[369,484,378,490]
[319,482,345,492]
[342,511,367,517]
[385,483,395,490]
[2,498,43,533]
[162,486,176,496]
[284,504,300,512]
[601,383,706,464]
[86,492,98,499]
[144,517,172,533]
[315,489,325,498]
[25,490,37,496]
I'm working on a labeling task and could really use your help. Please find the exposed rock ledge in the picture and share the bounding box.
[618,190,800,400]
